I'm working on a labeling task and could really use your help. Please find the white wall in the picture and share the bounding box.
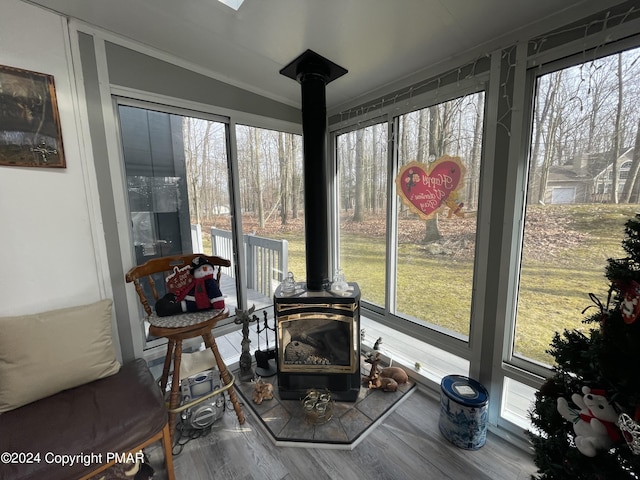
[0,1,108,317]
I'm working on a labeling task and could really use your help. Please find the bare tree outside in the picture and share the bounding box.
[527,48,640,206]
[335,91,485,331]
[516,46,640,365]
[353,128,365,222]
[123,42,640,366]
[183,118,228,225]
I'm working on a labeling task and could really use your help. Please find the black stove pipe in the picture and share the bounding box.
[280,50,347,291]
[299,71,330,291]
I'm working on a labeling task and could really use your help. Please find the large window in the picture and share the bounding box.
[119,105,235,348]
[235,125,304,306]
[394,92,485,338]
[335,93,485,337]
[515,46,640,366]
[103,7,640,441]
[336,121,388,307]
[119,104,304,348]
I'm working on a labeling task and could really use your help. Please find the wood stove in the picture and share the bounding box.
[275,50,361,401]
[274,283,361,401]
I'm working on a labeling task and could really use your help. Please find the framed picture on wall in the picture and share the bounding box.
[0,65,65,168]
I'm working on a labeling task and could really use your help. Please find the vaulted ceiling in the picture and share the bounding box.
[26,0,625,111]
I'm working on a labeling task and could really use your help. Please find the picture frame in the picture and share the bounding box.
[0,65,65,168]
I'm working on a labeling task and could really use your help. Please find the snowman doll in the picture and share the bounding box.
[156,256,225,316]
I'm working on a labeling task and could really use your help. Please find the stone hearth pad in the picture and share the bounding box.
[234,360,416,449]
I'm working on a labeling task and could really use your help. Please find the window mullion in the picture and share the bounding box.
[226,120,248,310]
[385,114,399,314]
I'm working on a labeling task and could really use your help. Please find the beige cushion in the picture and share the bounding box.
[0,299,121,413]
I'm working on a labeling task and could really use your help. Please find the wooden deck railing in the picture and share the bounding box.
[209,227,288,298]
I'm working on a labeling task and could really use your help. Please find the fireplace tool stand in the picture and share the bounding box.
[255,310,277,377]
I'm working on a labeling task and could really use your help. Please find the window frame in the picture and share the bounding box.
[331,114,390,313]
[111,93,302,358]
[330,77,491,367]
[89,11,640,440]
[506,36,640,381]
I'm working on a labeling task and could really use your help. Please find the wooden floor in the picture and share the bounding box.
[146,387,537,480]
[142,277,538,478]
[216,274,536,429]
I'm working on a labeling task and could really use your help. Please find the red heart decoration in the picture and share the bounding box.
[397,157,465,219]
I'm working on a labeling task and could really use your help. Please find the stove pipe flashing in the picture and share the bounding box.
[280,50,347,291]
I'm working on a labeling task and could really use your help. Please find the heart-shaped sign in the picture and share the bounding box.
[396,156,465,220]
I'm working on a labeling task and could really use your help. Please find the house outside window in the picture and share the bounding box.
[118,103,301,349]
[119,105,236,349]
[515,46,640,371]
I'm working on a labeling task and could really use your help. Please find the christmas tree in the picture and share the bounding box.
[528,214,640,479]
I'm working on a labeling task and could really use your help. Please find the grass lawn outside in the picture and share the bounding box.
[515,204,636,364]
[202,204,638,366]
